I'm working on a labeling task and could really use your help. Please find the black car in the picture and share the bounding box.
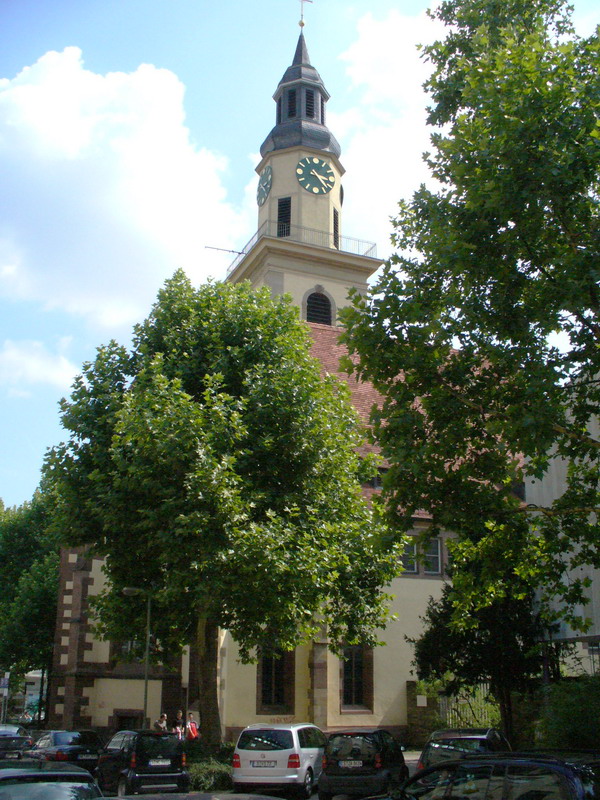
[24,730,104,770]
[95,729,189,796]
[396,751,600,800]
[417,728,511,771]
[0,736,32,760]
[0,760,104,798]
[318,729,408,800]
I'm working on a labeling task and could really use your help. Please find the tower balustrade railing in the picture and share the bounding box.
[228,221,378,274]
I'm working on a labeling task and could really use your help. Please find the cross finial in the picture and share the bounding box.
[299,0,313,28]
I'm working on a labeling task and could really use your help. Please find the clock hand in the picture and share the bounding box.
[310,169,331,189]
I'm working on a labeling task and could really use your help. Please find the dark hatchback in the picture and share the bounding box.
[0,736,33,760]
[417,728,511,772]
[95,729,189,796]
[397,751,600,800]
[0,760,103,798]
[318,729,408,800]
[24,730,104,770]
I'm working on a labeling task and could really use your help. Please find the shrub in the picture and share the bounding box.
[189,758,233,792]
[538,676,600,748]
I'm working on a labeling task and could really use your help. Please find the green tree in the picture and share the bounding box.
[341,0,600,629]
[411,576,560,743]
[0,496,59,683]
[44,273,400,743]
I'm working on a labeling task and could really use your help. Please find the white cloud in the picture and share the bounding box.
[333,9,445,260]
[0,339,78,392]
[0,47,251,332]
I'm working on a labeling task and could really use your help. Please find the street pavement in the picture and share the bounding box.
[119,753,423,799]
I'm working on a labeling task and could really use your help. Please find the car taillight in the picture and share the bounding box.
[322,755,327,769]
[233,753,241,769]
[288,754,301,769]
[54,751,69,761]
[182,752,187,767]
[417,761,423,772]
[130,752,137,770]
[374,753,382,768]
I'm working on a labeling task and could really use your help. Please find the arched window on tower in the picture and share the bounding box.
[306,292,332,325]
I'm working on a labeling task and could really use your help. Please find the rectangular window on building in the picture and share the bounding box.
[288,89,297,118]
[257,650,295,714]
[402,539,418,573]
[277,197,291,238]
[424,538,442,574]
[333,208,339,249]
[306,89,315,118]
[341,645,373,710]
[321,96,325,124]
[277,97,282,125]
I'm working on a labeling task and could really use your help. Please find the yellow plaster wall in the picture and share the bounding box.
[84,557,111,663]
[82,678,163,729]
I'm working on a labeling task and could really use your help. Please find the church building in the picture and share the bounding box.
[47,26,448,742]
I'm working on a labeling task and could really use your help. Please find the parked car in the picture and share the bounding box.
[417,728,511,771]
[95,729,189,797]
[0,725,29,738]
[0,760,104,798]
[24,730,104,769]
[233,722,327,797]
[395,751,600,800]
[318,729,408,800]
[0,735,32,760]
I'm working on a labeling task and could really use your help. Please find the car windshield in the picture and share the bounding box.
[136,734,179,758]
[237,730,294,751]
[326,734,378,758]
[0,739,26,749]
[0,778,102,798]
[53,732,101,747]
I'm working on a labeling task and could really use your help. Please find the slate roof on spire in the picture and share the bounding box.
[260,32,341,159]
[277,32,327,93]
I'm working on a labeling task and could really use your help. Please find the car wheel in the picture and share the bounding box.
[299,768,314,798]
[117,778,130,797]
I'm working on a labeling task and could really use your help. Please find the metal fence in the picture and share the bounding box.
[437,683,498,728]
[228,221,378,274]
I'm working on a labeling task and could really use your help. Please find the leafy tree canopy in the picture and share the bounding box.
[341,0,600,629]
[44,273,401,739]
[0,495,59,679]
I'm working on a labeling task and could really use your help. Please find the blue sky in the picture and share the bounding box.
[0,0,597,508]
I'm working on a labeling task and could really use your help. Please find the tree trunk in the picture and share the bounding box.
[496,685,514,746]
[196,617,222,745]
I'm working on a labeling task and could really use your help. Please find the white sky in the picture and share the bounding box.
[0,0,597,507]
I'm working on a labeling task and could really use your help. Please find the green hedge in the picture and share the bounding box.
[538,676,600,748]
[189,758,234,792]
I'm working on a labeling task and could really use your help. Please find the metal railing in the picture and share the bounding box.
[228,220,378,274]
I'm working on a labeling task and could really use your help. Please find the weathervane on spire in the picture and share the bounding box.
[299,0,313,28]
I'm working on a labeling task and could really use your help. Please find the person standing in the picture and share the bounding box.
[186,712,199,741]
[172,709,185,739]
[153,712,168,732]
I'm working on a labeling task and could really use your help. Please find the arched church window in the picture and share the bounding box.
[306,292,332,325]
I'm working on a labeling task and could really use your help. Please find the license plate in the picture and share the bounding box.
[78,754,96,760]
[251,760,276,768]
[339,760,362,768]
[149,759,171,766]
[5,753,19,759]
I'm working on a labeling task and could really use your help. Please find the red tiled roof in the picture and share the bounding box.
[307,322,380,426]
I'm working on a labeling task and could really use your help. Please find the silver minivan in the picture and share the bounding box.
[233,723,327,797]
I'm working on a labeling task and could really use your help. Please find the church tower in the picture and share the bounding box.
[227,27,381,325]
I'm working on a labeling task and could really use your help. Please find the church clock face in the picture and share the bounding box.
[296,156,335,195]
[256,165,273,206]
